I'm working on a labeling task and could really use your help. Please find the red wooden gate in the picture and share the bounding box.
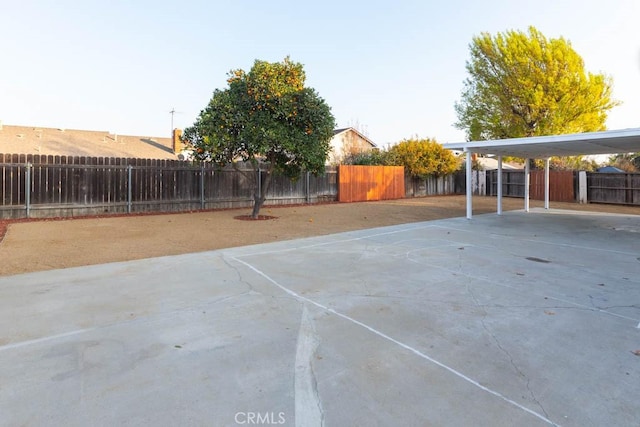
[530,170,575,202]
[338,165,405,202]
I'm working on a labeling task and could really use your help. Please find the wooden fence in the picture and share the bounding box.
[0,154,338,219]
[338,165,405,202]
[406,171,466,197]
[587,172,640,205]
[2,153,638,219]
[486,170,575,202]
[531,170,575,202]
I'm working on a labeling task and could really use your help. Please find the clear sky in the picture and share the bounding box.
[1,0,638,147]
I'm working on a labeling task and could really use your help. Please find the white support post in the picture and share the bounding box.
[465,149,472,219]
[497,155,503,215]
[524,159,530,212]
[544,158,550,209]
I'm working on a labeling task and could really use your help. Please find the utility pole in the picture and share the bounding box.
[169,107,183,139]
[169,108,177,136]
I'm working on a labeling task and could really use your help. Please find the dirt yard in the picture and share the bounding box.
[0,195,638,277]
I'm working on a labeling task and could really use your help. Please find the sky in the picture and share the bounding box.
[1,0,638,147]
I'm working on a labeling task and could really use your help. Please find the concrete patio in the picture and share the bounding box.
[1,208,639,426]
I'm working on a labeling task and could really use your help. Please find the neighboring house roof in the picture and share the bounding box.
[332,127,377,148]
[0,124,177,159]
[0,124,383,162]
[596,166,625,173]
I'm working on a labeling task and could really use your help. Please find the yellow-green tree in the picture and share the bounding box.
[534,156,598,171]
[455,26,619,141]
[388,138,459,178]
[183,57,335,218]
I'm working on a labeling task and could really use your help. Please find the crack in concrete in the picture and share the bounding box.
[405,251,639,325]
[598,304,640,310]
[222,256,266,297]
[294,305,324,427]
[478,303,638,312]
[226,257,327,426]
[465,282,551,421]
[232,256,560,426]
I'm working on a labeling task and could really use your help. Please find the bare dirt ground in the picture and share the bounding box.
[1,195,638,277]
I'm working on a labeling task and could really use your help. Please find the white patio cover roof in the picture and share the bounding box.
[443,127,640,158]
[442,127,640,219]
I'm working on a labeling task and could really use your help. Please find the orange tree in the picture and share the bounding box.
[183,57,335,218]
[388,138,460,178]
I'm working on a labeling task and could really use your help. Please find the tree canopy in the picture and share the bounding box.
[182,57,335,218]
[340,138,460,178]
[455,26,619,141]
[387,138,460,178]
[341,149,389,166]
[608,153,640,172]
[534,156,598,171]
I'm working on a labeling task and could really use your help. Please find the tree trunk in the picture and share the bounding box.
[251,192,264,218]
[250,166,274,219]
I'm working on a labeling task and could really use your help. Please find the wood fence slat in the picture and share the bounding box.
[11,154,20,205]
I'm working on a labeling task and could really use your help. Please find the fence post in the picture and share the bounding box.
[127,165,133,213]
[257,166,261,199]
[578,171,587,204]
[200,164,205,209]
[305,171,310,203]
[25,162,32,218]
[625,173,633,204]
[478,170,486,196]
[471,170,477,195]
